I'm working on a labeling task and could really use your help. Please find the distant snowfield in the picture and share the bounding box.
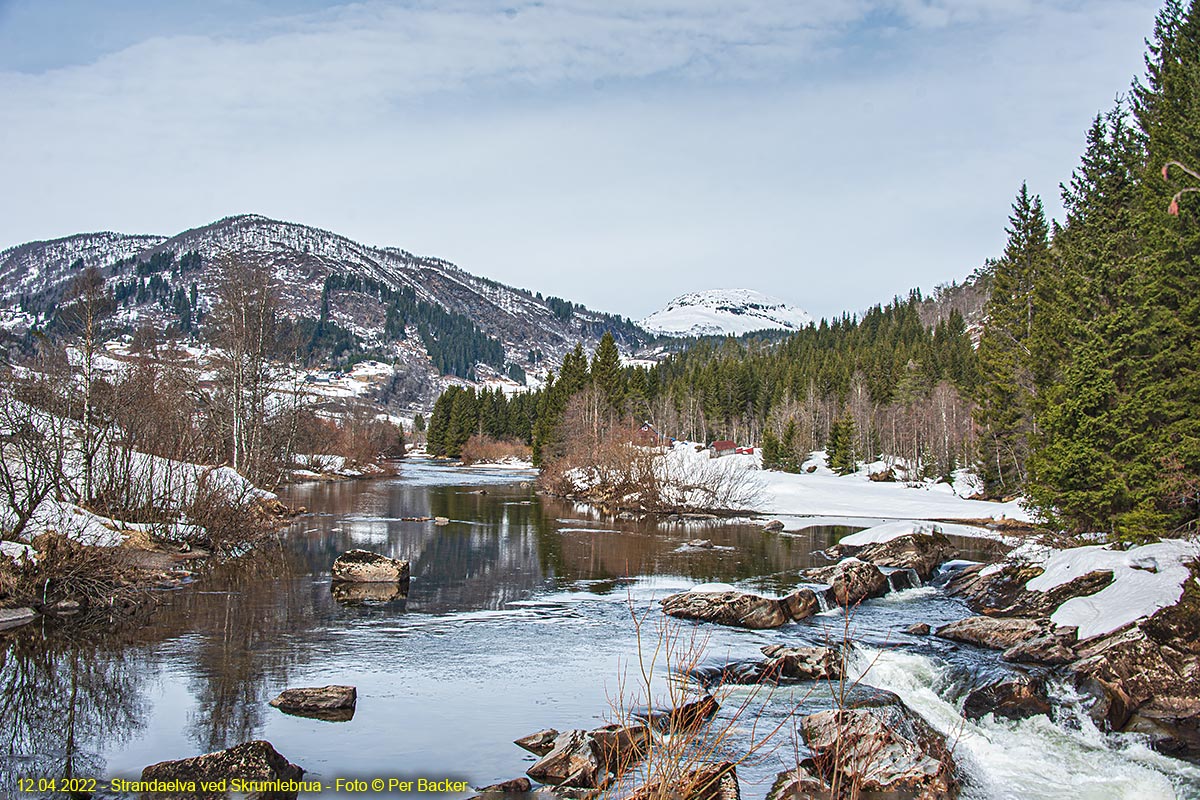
[662,444,1032,522]
[640,288,813,337]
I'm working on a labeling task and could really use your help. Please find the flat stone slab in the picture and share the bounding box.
[270,685,357,722]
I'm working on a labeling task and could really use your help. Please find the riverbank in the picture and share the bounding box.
[3,460,1197,799]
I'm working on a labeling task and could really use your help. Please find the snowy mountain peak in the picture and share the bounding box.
[640,289,813,337]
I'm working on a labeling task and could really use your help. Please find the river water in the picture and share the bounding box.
[1,460,1198,799]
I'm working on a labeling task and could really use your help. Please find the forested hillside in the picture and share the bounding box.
[429,0,1200,540]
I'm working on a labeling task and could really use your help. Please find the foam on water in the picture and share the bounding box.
[849,647,1200,799]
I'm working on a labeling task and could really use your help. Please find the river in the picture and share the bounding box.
[1,460,1198,799]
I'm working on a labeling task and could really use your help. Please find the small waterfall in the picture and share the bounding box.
[846,647,1200,799]
[885,567,921,593]
[813,587,834,612]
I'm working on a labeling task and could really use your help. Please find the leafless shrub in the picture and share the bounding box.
[0,534,151,620]
[601,600,798,800]
[459,435,531,465]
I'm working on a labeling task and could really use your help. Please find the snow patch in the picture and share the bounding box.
[1025,539,1200,639]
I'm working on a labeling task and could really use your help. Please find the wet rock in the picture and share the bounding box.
[1074,672,1134,731]
[946,563,1112,618]
[589,724,652,774]
[269,685,356,722]
[690,646,842,687]
[0,607,36,631]
[1002,629,1077,664]
[475,777,532,794]
[935,616,1046,650]
[760,644,843,681]
[526,730,600,787]
[818,559,889,607]
[905,622,931,636]
[799,698,959,798]
[434,516,451,525]
[962,674,1051,721]
[1122,700,1200,757]
[627,761,739,800]
[331,550,410,583]
[685,539,714,549]
[331,582,407,605]
[884,568,922,592]
[762,519,785,532]
[854,532,958,582]
[635,694,720,732]
[515,729,560,756]
[142,740,303,785]
[661,588,818,629]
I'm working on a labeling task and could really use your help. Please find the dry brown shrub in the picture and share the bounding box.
[459,435,532,465]
[0,534,151,620]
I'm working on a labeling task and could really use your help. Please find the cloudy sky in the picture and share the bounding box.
[0,0,1162,320]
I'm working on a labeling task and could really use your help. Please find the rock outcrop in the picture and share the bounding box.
[780,695,959,799]
[661,588,819,629]
[935,616,1046,650]
[331,550,410,583]
[524,725,651,789]
[802,559,889,607]
[962,674,1051,721]
[853,532,958,582]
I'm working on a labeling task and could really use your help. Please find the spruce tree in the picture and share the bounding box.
[591,332,625,414]
[974,183,1050,497]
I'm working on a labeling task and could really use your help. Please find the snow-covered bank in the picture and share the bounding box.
[661,444,1031,522]
[838,519,1005,546]
[1023,539,1200,639]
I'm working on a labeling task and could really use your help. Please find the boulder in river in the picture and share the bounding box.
[962,674,1052,721]
[803,558,889,607]
[474,777,532,794]
[142,740,303,784]
[853,532,958,582]
[661,588,818,629]
[514,728,560,756]
[760,644,843,682]
[269,685,357,722]
[905,622,932,636]
[795,695,959,798]
[331,550,410,583]
[935,616,1046,650]
[526,729,601,787]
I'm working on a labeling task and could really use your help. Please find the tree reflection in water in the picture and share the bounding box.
[0,625,148,797]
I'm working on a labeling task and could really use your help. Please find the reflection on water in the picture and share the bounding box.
[2,460,1195,799]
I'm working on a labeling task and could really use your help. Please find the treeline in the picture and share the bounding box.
[972,0,1200,537]
[425,386,537,458]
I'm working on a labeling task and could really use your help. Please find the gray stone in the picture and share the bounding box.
[269,685,357,721]
[331,550,410,583]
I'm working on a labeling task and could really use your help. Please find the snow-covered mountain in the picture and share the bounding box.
[0,215,648,404]
[640,289,813,337]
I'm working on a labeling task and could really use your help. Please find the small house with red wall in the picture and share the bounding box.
[709,439,737,457]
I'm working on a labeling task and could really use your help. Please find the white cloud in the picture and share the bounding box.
[0,0,1164,318]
